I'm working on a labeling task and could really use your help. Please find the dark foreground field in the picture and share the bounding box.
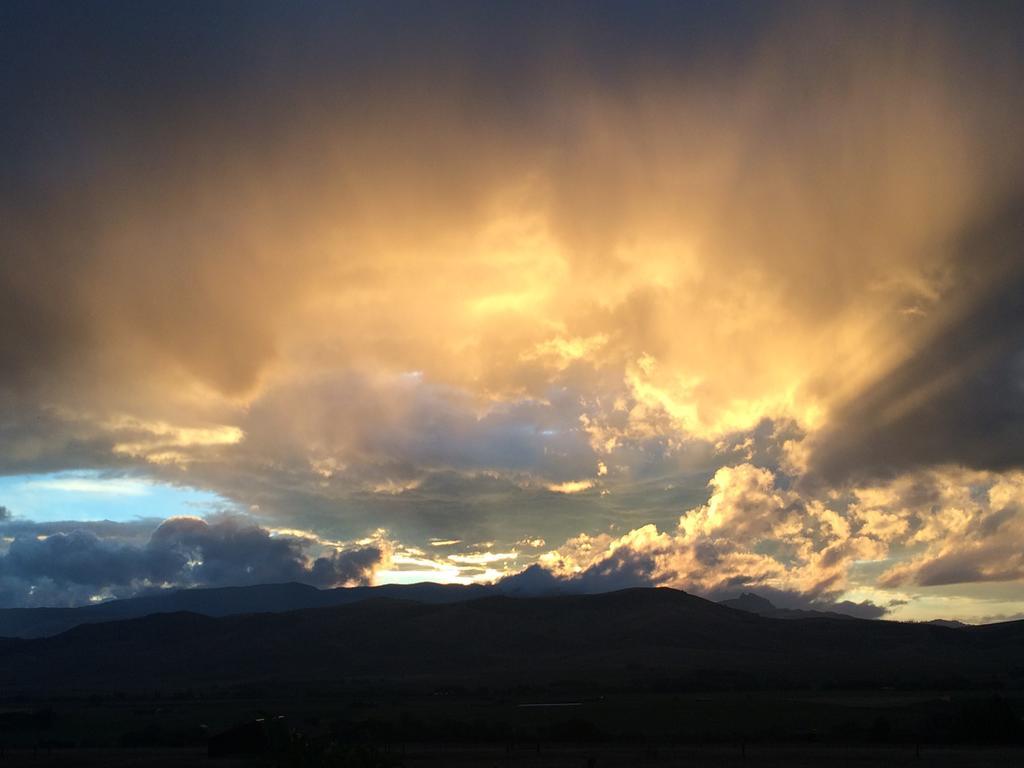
[0,689,1021,766]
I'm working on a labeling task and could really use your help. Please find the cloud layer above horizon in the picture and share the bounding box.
[1,1,1024,620]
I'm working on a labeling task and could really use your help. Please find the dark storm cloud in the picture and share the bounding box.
[1,529,182,587]
[879,540,1024,589]
[914,548,1024,587]
[804,199,1024,484]
[148,516,313,587]
[0,514,382,607]
[308,546,382,588]
[148,514,381,588]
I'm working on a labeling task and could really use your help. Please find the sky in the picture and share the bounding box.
[1,1,1024,621]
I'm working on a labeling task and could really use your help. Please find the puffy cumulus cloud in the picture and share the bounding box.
[0,515,384,607]
[510,463,1024,616]
[524,464,882,601]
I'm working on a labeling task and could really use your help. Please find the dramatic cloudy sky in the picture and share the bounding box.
[2,1,1023,620]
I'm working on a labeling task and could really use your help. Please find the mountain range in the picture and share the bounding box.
[0,582,940,639]
[0,581,493,638]
[0,586,1020,696]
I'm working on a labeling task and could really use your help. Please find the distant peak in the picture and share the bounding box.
[719,593,776,613]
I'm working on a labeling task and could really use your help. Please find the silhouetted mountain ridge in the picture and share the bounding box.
[1,587,1021,695]
[0,581,898,639]
[0,580,496,638]
[718,592,862,620]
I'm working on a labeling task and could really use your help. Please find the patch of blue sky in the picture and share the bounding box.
[0,470,231,523]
